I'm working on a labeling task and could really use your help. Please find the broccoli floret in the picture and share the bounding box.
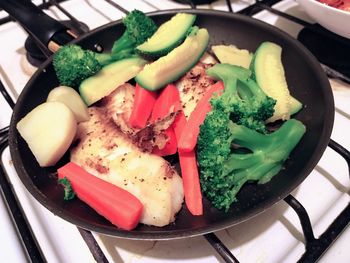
[111,9,157,59]
[53,44,104,87]
[53,10,156,87]
[197,115,306,211]
[206,63,276,133]
[53,44,121,87]
[198,63,305,211]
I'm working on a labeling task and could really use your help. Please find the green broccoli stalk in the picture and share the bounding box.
[111,9,157,59]
[53,10,156,87]
[58,176,76,201]
[197,116,306,211]
[206,63,276,133]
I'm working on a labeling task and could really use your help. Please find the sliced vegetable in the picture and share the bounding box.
[129,83,158,128]
[173,109,187,141]
[174,109,203,215]
[150,83,181,121]
[16,102,77,167]
[152,127,177,156]
[178,150,203,215]
[212,45,253,68]
[110,10,157,59]
[290,96,303,115]
[151,83,181,156]
[250,41,291,122]
[57,162,143,230]
[178,81,224,153]
[47,86,89,122]
[79,57,147,106]
[135,27,210,91]
[136,13,196,58]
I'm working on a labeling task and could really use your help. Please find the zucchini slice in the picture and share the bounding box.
[79,57,147,106]
[251,41,291,122]
[290,96,303,115]
[136,13,196,58]
[135,27,209,91]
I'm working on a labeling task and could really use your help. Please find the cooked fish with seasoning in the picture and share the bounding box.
[70,107,184,227]
[176,61,215,119]
[101,83,176,152]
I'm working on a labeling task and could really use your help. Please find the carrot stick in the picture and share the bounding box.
[57,162,143,230]
[178,81,224,153]
[152,127,177,156]
[150,83,181,121]
[173,109,187,141]
[174,110,203,216]
[129,83,158,129]
[178,150,203,215]
[151,83,181,156]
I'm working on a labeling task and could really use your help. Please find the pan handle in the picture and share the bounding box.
[0,0,76,56]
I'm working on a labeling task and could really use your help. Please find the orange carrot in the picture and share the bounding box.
[152,127,177,156]
[174,110,203,216]
[178,150,203,215]
[173,109,187,141]
[178,81,224,153]
[151,83,181,156]
[57,162,143,230]
[150,83,180,121]
[129,83,158,129]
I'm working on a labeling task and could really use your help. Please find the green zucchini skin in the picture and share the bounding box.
[136,13,197,59]
[135,28,210,91]
[79,57,147,106]
[290,96,303,115]
[250,41,292,122]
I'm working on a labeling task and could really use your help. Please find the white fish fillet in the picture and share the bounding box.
[70,107,184,227]
[176,62,216,119]
[101,83,176,152]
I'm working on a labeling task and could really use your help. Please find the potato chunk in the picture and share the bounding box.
[16,101,77,167]
[47,86,89,122]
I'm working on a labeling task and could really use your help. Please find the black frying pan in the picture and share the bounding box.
[3,1,334,239]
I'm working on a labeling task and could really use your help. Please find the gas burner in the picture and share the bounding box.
[0,1,350,262]
[24,20,89,67]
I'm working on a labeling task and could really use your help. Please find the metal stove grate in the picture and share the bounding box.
[0,1,349,262]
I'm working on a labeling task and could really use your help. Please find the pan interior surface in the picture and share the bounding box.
[9,10,334,239]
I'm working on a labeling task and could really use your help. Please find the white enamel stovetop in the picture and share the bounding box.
[0,0,349,262]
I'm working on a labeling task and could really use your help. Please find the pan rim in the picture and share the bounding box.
[8,9,334,240]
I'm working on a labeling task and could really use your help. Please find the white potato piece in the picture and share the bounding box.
[16,101,77,167]
[212,45,252,69]
[47,86,89,122]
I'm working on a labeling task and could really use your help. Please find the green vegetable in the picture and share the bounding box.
[79,56,147,106]
[136,13,196,58]
[290,96,303,115]
[53,45,104,87]
[211,45,253,69]
[53,10,156,87]
[206,63,276,133]
[250,41,292,122]
[135,27,209,91]
[111,9,157,59]
[58,176,76,200]
[197,117,306,211]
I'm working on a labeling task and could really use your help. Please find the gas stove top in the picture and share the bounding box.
[0,1,349,262]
